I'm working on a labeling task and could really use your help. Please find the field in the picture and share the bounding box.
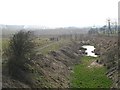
[34,37,72,55]
[1,38,10,57]
[2,36,72,60]
[70,56,112,88]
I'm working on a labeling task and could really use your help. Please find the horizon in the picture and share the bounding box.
[0,24,107,29]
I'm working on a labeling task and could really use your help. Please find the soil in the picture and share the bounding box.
[88,61,103,68]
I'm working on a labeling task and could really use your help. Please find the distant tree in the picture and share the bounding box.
[99,25,107,34]
[75,33,77,41]
[7,30,36,81]
[103,25,107,34]
[107,19,112,36]
[88,28,98,35]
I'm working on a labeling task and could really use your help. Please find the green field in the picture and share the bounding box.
[70,56,112,88]
[34,37,53,47]
[36,38,71,55]
[2,36,72,57]
[2,38,10,49]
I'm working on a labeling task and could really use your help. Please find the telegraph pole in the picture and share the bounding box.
[114,21,117,34]
[107,19,112,36]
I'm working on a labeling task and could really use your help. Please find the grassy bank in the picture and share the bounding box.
[70,56,112,88]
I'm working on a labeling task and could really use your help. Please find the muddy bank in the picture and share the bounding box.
[2,41,85,88]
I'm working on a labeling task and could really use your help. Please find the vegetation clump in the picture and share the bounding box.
[6,30,36,83]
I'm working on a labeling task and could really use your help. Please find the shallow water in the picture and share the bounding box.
[82,45,97,57]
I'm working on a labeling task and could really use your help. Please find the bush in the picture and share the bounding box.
[7,30,36,81]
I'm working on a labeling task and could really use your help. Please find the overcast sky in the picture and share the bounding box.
[0,0,119,28]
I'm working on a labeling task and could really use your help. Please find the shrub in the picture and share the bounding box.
[7,30,36,81]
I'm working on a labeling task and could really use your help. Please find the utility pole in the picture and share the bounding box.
[108,19,112,35]
[114,21,117,34]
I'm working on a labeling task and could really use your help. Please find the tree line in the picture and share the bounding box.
[88,19,118,36]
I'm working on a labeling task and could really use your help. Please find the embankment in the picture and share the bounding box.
[2,41,84,88]
[81,35,119,88]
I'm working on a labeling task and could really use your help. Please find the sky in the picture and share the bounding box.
[0,0,119,28]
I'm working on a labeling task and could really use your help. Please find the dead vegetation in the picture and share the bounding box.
[2,31,84,88]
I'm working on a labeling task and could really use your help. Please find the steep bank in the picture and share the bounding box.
[2,41,84,88]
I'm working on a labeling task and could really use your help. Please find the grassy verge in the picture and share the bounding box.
[70,56,112,88]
